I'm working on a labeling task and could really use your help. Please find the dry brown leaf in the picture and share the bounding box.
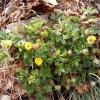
[15,58,25,68]
[32,2,55,13]
[76,86,84,95]
[61,96,65,100]
[82,83,90,92]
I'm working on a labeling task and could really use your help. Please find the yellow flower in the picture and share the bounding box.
[1,40,12,47]
[35,57,43,66]
[24,42,32,50]
[87,36,96,44]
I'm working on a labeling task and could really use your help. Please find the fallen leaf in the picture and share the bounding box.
[61,96,65,100]
[82,83,90,92]
[32,3,54,13]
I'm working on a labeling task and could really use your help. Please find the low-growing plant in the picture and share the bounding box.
[0,8,100,99]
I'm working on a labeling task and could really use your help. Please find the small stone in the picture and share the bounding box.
[0,95,11,100]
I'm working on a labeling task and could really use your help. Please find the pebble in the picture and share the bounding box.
[0,95,11,100]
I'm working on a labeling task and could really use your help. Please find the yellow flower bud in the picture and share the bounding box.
[84,29,90,35]
[82,49,89,55]
[68,50,72,56]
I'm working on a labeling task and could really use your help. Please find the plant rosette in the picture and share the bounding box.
[1,10,99,98]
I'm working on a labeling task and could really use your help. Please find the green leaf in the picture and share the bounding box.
[55,63,65,75]
[26,18,45,34]
[0,30,8,40]
[40,67,51,80]
[23,52,33,65]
